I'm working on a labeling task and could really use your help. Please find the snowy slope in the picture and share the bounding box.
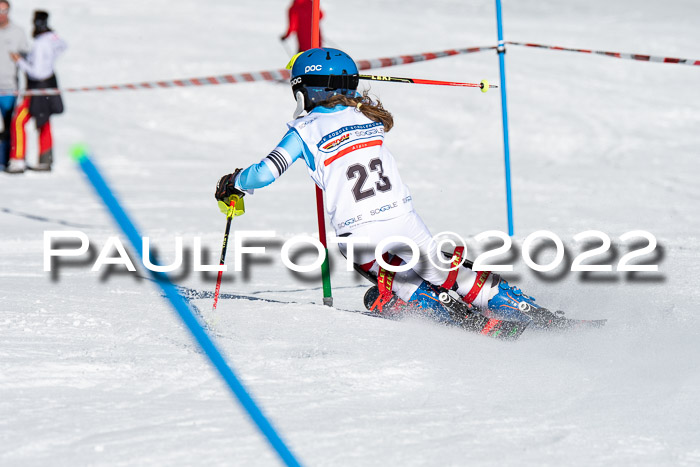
[1,0,700,465]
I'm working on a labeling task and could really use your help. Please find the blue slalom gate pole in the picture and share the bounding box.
[70,145,303,467]
[495,0,514,236]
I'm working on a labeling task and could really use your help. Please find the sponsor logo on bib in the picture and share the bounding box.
[322,133,350,150]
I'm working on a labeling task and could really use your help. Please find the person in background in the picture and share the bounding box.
[0,0,28,170]
[7,10,66,173]
[280,0,322,53]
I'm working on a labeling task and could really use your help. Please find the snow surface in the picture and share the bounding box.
[2,0,700,465]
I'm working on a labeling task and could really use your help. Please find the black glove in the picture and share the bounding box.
[215,168,245,203]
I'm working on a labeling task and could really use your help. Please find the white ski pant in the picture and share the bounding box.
[338,211,480,302]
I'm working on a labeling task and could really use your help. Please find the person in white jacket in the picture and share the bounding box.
[7,10,66,173]
[0,0,29,169]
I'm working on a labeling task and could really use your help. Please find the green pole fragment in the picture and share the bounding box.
[320,247,332,306]
[315,186,333,307]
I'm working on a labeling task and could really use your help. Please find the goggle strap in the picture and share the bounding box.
[292,73,360,92]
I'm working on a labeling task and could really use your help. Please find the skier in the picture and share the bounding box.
[7,10,66,173]
[214,48,544,326]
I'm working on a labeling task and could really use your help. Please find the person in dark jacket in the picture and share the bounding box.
[7,10,66,173]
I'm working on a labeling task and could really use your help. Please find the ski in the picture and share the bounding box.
[171,269,603,341]
[354,258,607,337]
[174,281,524,338]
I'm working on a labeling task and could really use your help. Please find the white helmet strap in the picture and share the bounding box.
[292,90,306,119]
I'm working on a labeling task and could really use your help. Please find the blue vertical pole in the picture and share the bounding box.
[70,146,303,467]
[495,0,514,236]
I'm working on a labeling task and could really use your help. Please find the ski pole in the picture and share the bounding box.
[213,195,244,311]
[359,74,496,92]
[280,37,294,59]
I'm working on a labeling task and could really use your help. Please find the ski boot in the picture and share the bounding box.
[31,149,53,171]
[363,286,407,317]
[5,158,26,174]
[486,279,564,327]
[405,281,454,323]
[364,281,456,323]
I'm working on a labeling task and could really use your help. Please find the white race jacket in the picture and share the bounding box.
[288,107,414,234]
[17,31,66,81]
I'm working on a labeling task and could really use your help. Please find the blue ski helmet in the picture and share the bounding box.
[287,48,360,112]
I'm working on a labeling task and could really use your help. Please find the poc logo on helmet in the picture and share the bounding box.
[305,64,323,73]
[291,77,302,86]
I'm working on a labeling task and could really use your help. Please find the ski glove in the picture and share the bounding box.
[215,169,245,203]
[215,169,247,216]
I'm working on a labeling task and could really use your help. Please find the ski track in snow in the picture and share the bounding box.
[2,0,700,465]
